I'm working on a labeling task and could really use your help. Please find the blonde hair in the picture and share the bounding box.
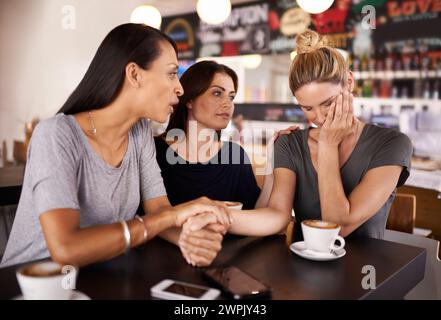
[289,30,348,95]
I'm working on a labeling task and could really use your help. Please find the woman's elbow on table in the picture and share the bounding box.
[47,241,80,267]
[338,214,366,238]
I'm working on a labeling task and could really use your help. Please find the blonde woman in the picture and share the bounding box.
[184,30,412,244]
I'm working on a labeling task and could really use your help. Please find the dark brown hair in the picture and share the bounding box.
[58,23,177,115]
[165,60,238,135]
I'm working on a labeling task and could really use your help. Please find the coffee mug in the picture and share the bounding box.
[223,201,243,210]
[16,261,77,300]
[301,220,345,253]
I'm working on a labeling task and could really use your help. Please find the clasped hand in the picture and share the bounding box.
[175,197,232,267]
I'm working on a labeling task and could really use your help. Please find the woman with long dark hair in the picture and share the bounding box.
[1,24,230,268]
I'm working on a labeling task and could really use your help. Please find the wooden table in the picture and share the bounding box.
[0,235,426,300]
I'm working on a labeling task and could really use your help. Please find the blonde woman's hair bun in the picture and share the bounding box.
[295,30,327,54]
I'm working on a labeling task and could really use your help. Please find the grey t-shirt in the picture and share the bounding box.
[1,114,166,268]
[274,124,413,242]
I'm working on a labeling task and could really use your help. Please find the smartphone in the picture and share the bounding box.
[150,279,221,300]
[203,266,271,300]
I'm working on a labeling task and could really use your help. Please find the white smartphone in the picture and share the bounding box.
[150,279,221,300]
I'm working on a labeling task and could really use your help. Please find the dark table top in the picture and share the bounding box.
[0,234,426,300]
[0,166,24,206]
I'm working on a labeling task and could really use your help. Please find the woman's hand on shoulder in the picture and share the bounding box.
[274,125,300,141]
[263,125,300,175]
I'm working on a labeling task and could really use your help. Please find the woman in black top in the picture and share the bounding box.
[155,61,278,266]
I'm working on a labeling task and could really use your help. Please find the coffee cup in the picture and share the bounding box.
[16,261,77,300]
[223,201,243,210]
[301,220,345,253]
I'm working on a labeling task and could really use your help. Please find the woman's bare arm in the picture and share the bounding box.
[40,196,229,267]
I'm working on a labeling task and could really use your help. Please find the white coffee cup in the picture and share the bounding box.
[301,220,345,253]
[16,261,77,300]
[223,201,243,210]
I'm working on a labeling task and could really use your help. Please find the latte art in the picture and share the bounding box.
[302,220,339,230]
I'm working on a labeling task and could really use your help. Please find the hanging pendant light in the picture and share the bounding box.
[243,54,262,69]
[130,5,162,29]
[197,0,232,25]
[297,0,334,14]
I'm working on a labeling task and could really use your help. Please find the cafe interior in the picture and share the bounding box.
[0,0,440,300]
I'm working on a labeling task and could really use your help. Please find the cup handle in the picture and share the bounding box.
[330,235,345,251]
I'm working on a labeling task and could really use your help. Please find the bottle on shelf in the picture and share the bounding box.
[362,79,373,97]
[361,54,369,72]
[347,47,354,70]
[372,80,379,97]
[385,45,394,71]
[420,43,430,73]
[416,105,431,131]
[401,86,408,99]
[393,47,402,72]
[359,104,372,123]
[411,51,421,71]
[413,77,423,98]
[375,45,385,72]
[432,80,439,100]
[423,81,431,99]
[354,80,363,97]
[403,54,411,72]
[379,80,391,98]
[402,41,412,72]
[353,54,360,72]
[391,86,398,98]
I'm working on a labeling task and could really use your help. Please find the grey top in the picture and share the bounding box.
[1,114,166,268]
[274,124,413,242]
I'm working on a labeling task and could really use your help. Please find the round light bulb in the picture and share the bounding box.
[297,0,334,14]
[243,54,262,69]
[197,0,232,25]
[130,5,162,29]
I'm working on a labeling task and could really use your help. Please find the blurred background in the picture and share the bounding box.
[0,0,440,255]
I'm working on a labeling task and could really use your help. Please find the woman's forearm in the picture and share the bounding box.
[45,207,176,267]
[228,207,292,237]
[158,227,182,245]
[317,143,350,225]
[254,173,274,208]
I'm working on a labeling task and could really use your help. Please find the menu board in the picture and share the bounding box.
[162,12,199,60]
[372,0,441,52]
[162,1,273,58]
[161,0,441,59]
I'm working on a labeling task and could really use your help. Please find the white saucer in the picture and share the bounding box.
[12,290,91,300]
[290,241,346,262]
